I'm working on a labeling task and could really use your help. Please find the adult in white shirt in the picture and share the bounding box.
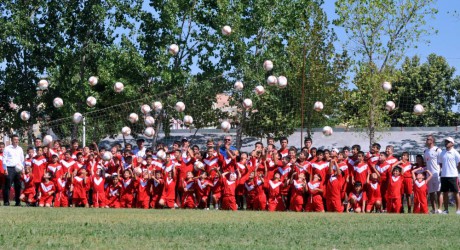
[424,135,442,213]
[437,137,460,214]
[2,135,25,206]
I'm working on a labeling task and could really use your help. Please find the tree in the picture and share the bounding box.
[334,0,438,146]
[389,54,460,126]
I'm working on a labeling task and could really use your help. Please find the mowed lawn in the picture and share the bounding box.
[1,207,460,249]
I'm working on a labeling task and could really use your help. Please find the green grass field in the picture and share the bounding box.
[1,207,459,249]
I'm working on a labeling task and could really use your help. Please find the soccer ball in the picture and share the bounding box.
[141,104,151,114]
[277,76,287,88]
[20,111,30,121]
[128,113,139,123]
[413,104,425,115]
[153,101,163,112]
[263,60,273,71]
[102,152,113,161]
[43,135,53,146]
[15,164,24,172]
[114,82,124,92]
[221,25,232,36]
[254,85,265,95]
[234,81,244,91]
[243,98,253,109]
[144,127,155,137]
[168,44,179,55]
[313,101,324,112]
[144,116,155,126]
[133,167,142,175]
[121,126,131,136]
[194,161,205,171]
[86,96,97,107]
[184,115,193,125]
[88,76,98,86]
[73,112,83,124]
[267,76,278,86]
[385,101,396,111]
[156,150,166,160]
[322,126,333,136]
[53,98,64,108]
[221,121,231,132]
[38,79,49,90]
[175,102,186,112]
[382,81,392,92]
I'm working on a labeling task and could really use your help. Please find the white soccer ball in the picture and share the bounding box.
[20,111,30,121]
[183,115,193,125]
[243,98,253,109]
[128,113,139,123]
[73,112,83,124]
[168,44,179,56]
[175,101,185,112]
[121,126,131,136]
[267,76,278,86]
[414,104,425,115]
[144,116,155,126]
[382,81,392,92]
[86,96,97,107]
[38,79,49,90]
[277,76,288,88]
[156,150,166,160]
[141,104,151,114]
[153,101,163,112]
[221,121,231,132]
[53,98,64,108]
[194,161,205,171]
[234,81,244,91]
[313,101,324,112]
[385,101,396,111]
[114,82,124,93]
[43,135,53,146]
[322,126,333,136]
[88,76,98,86]
[144,127,155,137]
[263,60,273,71]
[102,152,113,161]
[15,164,24,172]
[133,167,142,175]
[221,25,232,36]
[254,85,265,95]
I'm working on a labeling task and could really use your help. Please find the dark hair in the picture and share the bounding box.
[379,152,388,157]
[393,166,402,173]
[354,181,362,187]
[280,137,288,142]
[289,146,297,153]
[342,146,350,152]
[255,142,263,147]
[357,151,365,157]
[71,139,79,145]
[304,137,312,143]
[352,145,361,151]
[27,146,35,151]
[372,143,381,150]
[402,151,409,157]
[316,150,324,155]
[11,134,19,139]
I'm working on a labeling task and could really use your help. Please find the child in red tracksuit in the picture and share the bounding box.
[347,181,367,213]
[219,170,240,211]
[38,172,55,207]
[159,167,177,209]
[106,173,121,208]
[91,168,107,208]
[289,172,306,212]
[305,173,324,212]
[120,169,135,208]
[135,169,151,209]
[266,172,286,212]
[412,169,432,214]
[54,172,70,207]
[72,169,89,207]
[386,166,404,213]
[150,171,164,209]
[20,165,35,205]
[366,173,382,213]
[180,171,196,209]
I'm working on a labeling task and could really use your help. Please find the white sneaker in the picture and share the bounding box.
[205,208,209,210]
[456,210,460,215]
[442,210,449,215]
[437,209,443,214]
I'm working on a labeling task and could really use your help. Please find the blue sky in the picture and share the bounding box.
[323,0,460,74]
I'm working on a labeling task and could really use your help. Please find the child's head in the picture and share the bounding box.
[338,152,345,161]
[52,155,59,163]
[354,181,363,192]
[324,149,331,160]
[416,172,425,180]
[357,151,365,162]
[43,171,52,180]
[351,145,361,155]
[76,152,83,162]
[392,166,402,176]
[27,147,35,157]
[112,174,119,183]
[289,148,297,159]
[273,172,281,180]
[316,150,324,161]
[416,154,424,166]
[371,143,381,154]
[123,169,131,179]
[299,152,307,161]
[78,169,87,177]
[229,172,237,181]
[186,171,194,179]
[313,173,321,181]
[25,165,32,174]
[142,170,149,179]
[311,147,317,157]
[379,152,388,162]
[200,171,208,179]
[155,171,162,180]
[298,172,306,180]
[249,171,255,179]
[282,156,290,165]
[370,173,378,182]
[401,152,409,161]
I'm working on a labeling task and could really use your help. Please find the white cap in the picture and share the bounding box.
[445,137,455,144]
[332,148,339,154]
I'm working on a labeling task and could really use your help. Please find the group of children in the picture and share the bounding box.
[0,137,433,213]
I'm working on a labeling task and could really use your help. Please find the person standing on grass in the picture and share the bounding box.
[2,135,25,206]
[424,135,442,213]
[437,137,460,215]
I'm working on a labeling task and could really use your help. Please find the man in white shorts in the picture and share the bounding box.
[437,137,460,214]
[424,135,442,213]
